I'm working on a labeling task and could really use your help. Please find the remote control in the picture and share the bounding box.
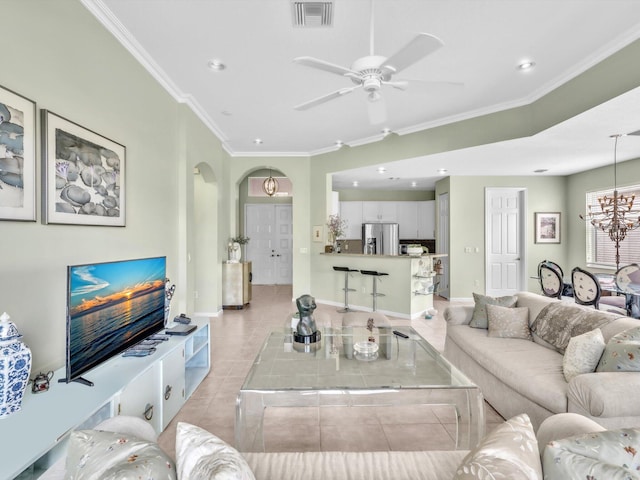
[393,330,409,339]
[148,334,170,342]
[123,348,155,357]
[174,313,192,324]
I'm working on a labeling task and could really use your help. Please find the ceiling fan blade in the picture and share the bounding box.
[393,78,464,93]
[293,56,358,77]
[294,86,360,111]
[381,33,444,75]
[367,95,387,125]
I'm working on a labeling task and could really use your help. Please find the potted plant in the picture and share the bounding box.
[229,235,250,262]
[326,214,347,252]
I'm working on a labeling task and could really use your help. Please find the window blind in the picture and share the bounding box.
[585,185,640,267]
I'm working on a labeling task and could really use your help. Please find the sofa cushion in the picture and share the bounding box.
[487,304,531,340]
[244,451,467,480]
[531,302,613,354]
[65,429,176,480]
[597,326,640,372]
[562,328,605,382]
[446,325,568,413]
[454,413,542,479]
[470,292,517,329]
[543,427,640,479]
[175,422,255,480]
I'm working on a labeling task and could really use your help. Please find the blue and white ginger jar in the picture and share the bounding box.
[0,312,32,418]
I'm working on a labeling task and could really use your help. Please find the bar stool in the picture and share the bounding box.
[360,270,389,311]
[333,266,358,313]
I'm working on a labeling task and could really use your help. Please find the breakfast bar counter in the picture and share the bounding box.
[314,253,447,318]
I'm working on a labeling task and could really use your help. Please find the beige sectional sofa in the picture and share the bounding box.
[41,412,619,480]
[444,291,640,430]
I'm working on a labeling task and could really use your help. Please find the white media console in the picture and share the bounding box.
[4,317,210,479]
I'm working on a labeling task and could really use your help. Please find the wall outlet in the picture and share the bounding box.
[362,286,366,293]
[194,291,199,299]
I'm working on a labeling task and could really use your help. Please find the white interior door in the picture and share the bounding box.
[485,188,526,296]
[245,204,292,285]
[437,193,450,299]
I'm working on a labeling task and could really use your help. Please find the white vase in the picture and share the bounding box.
[0,312,32,418]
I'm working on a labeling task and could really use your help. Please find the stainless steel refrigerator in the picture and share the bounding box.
[362,223,400,255]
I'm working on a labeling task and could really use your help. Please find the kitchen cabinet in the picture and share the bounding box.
[396,201,419,238]
[339,201,363,239]
[362,201,397,222]
[418,200,436,238]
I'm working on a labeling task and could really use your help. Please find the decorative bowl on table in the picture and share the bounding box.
[353,341,379,361]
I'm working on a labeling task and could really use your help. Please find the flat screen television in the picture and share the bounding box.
[61,256,167,386]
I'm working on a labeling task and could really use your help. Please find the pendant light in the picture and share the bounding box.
[262,168,279,197]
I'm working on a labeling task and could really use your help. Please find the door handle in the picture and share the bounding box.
[515,258,521,261]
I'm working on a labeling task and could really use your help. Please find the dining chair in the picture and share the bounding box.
[615,263,640,293]
[539,263,563,299]
[571,266,602,308]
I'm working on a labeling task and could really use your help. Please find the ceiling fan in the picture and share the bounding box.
[293,0,461,124]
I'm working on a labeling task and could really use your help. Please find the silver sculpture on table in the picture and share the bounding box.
[293,294,320,344]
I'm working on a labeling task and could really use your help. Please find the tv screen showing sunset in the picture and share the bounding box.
[67,256,166,379]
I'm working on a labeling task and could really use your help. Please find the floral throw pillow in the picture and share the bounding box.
[563,328,605,382]
[597,326,640,372]
[543,428,640,479]
[65,429,176,480]
[469,292,518,329]
[487,304,532,340]
[454,413,542,480]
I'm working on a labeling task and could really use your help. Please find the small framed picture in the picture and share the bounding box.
[312,225,323,243]
[535,212,560,244]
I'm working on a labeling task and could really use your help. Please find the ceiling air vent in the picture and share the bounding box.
[292,2,333,27]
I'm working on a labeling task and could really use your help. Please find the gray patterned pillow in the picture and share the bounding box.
[454,413,542,479]
[563,328,605,381]
[531,302,613,354]
[176,422,255,480]
[487,304,532,340]
[65,429,176,479]
[596,326,640,372]
[543,427,640,479]
[470,292,518,329]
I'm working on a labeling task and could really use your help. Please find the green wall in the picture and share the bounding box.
[337,190,435,201]
[2,1,227,373]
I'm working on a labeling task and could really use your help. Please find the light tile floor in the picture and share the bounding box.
[158,285,504,458]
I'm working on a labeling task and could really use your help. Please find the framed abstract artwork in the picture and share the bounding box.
[0,84,36,221]
[535,212,560,244]
[42,110,126,226]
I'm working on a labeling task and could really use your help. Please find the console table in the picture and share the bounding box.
[6,317,210,479]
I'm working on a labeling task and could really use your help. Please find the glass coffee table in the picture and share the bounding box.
[235,325,484,452]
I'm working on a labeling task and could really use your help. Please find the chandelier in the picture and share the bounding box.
[262,168,278,197]
[580,134,640,270]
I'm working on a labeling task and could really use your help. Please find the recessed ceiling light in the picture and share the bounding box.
[377,167,386,174]
[208,59,226,71]
[335,140,343,147]
[534,169,548,173]
[221,110,232,116]
[411,181,417,188]
[254,138,263,145]
[381,128,391,135]
[352,181,359,187]
[518,60,536,71]
[437,168,448,175]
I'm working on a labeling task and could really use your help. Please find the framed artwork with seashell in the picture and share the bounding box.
[42,110,126,226]
[0,84,36,222]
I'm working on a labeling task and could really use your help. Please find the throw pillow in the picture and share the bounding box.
[470,292,518,329]
[596,326,640,372]
[562,328,606,382]
[543,427,640,479]
[454,413,542,479]
[175,422,255,480]
[65,429,176,480]
[486,304,532,340]
[530,302,613,354]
